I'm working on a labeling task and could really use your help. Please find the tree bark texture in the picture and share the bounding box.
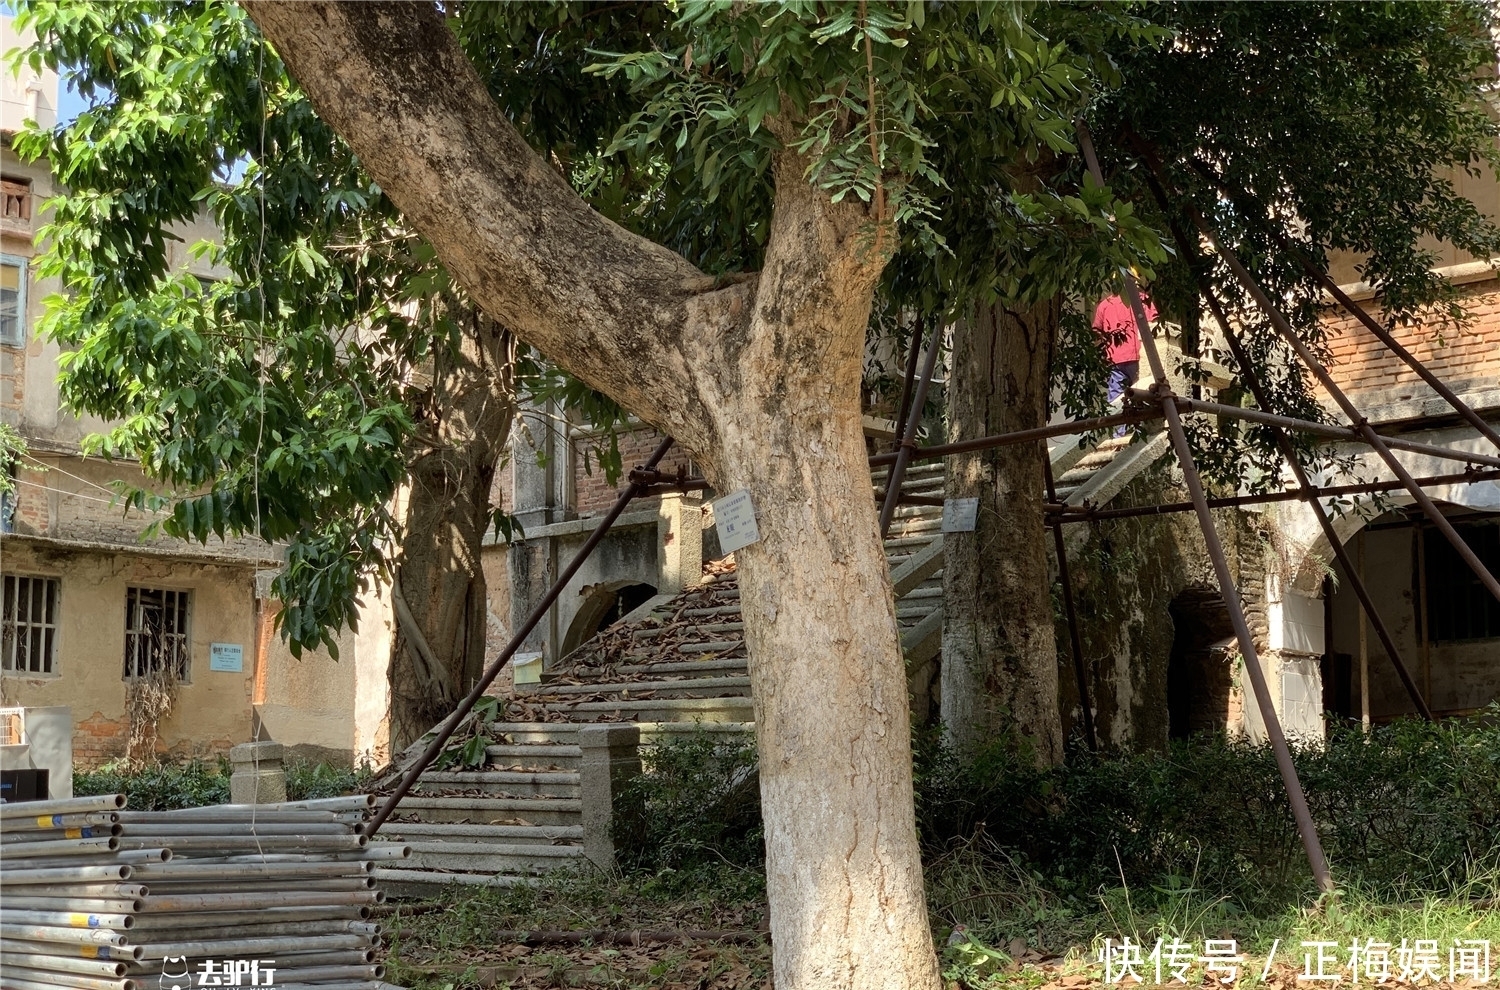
[388,314,516,751]
[941,299,1064,765]
[243,5,940,987]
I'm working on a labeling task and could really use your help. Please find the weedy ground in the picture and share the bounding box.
[384,713,1500,989]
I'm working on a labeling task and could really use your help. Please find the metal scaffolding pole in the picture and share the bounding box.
[366,437,676,837]
[869,408,1161,468]
[891,316,926,453]
[1157,395,1500,471]
[1047,468,1500,521]
[1197,287,1434,719]
[878,318,944,537]
[1130,159,1434,718]
[1045,457,1097,752]
[1078,121,1333,893]
[1196,219,1500,611]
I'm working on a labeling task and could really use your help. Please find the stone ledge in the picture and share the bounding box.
[1336,385,1500,430]
[483,508,659,548]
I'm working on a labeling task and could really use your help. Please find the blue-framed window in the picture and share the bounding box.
[0,254,26,347]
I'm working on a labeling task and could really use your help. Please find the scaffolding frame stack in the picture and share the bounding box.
[0,793,411,990]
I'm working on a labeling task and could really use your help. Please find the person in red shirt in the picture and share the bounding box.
[1092,292,1156,436]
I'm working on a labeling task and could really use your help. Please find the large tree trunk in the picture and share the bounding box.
[244,6,940,987]
[700,156,939,990]
[388,314,516,750]
[941,298,1064,764]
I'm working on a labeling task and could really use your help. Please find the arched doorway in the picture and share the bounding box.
[560,581,659,659]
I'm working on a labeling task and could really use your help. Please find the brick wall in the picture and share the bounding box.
[74,711,129,765]
[571,427,699,517]
[1321,277,1500,402]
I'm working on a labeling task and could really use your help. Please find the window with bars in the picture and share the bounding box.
[124,587,191,681]
[2,575,60,675]
[1423,519,1500,642]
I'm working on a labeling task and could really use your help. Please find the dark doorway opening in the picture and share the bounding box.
[1167,590,1236,739]
[561,581,659,658]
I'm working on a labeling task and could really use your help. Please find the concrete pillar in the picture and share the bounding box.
[229,741,287,804]
[578,723,642,869]
[657,492,704,594]
[512,399,562,531]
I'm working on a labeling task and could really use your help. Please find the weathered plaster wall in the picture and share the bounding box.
[1053,460,1271,751]
[257,612,359,766]
[0,539,257,764]
[505,516,660,666]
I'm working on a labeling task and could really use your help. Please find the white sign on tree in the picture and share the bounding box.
[714,489,761,553]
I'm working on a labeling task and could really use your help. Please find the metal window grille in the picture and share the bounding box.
[123,587,191,681]
[2,575,60,674]
[1422,519,1500,642]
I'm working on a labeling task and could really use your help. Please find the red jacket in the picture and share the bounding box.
[1092,294,1155,365]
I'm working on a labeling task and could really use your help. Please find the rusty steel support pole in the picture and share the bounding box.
[1197,288,1434,720]
[1077,121,1334,893]
[366,437,676,837]
[891,317,926,453]
[1156,396,1500,470]
[1199,221,1500,611]
[1131,158,1436,721]
[1048,468,1500,522]
[878,318,943,537]
[1045,458,1097,752]
[868,408,1161,467]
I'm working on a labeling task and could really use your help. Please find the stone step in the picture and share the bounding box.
[883,534,940,551]
[388,796,581,825]
[566,656,748,680]
[484,743,582,769]
[402,840,586,875]
[377,822,584,844]
[630,621,744,641]
[543,695,755,722]
[681,604,743,618]
[414,770,579,798]
[622,639,744,661]
[517,675,752,699]
[486,722,581,744]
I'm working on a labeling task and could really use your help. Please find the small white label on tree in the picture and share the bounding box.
[942,497,980,533]
[714,489,761,553]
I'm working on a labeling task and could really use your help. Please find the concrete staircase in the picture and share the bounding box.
[369,463,948,891]
[370,437,1168,890]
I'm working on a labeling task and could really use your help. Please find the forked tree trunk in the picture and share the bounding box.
[388,314,516,750]
[243,7,941,986]
[942,298,1064,764]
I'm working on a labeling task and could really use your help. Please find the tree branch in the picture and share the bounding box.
[241,1,741,455]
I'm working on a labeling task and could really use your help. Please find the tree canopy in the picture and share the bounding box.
[12,3,1500,985]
